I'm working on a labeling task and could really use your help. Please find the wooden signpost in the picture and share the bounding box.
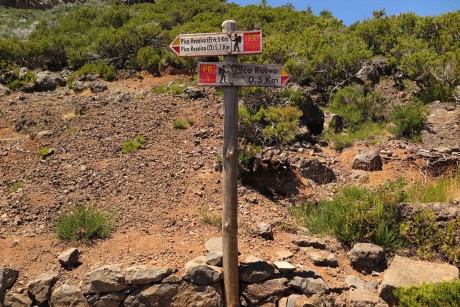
[170,20,290,307]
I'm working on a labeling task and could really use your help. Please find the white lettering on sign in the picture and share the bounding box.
[198,62,291,87]
[170,31,262,57]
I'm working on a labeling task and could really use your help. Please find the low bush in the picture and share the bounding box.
[394,280,460,307]
[324,122,385,150]
[36,147,51,158]
[173,119,187,129]
[290,179,406,249]
[75,62,117,81]
[55,203,114,242]
[401,209,460,263]
[390,101,427,141]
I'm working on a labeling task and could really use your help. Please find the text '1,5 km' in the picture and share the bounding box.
[198,62,291,87]
[169,31,262,57]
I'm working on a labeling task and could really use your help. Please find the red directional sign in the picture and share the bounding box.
[198,62,290,87]
[170,31,262,57]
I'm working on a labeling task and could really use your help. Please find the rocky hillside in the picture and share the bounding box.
[1,72,460,306]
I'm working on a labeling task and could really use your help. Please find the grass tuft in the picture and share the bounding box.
[173,119,188,129]
[199,207,222,229]
[290,179,406,249]
[55,203,114,242]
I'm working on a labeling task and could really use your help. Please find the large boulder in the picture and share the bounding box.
[50,284,89,307]
[80,264,127,295]
[378,255,459,305]
[123,266,175,285]
[239,256,275,283]
[293,158,336,184]
[289,276,329,295]
[182,265,223,285]
[3,292,33,307]
[0,267,19,296]
[352,149,383,171]
[170,282,223,307]
[296,92,324,135]
[124,283,179,307]
[57,248,80,268]
[354,65,380,86]
[27,271,59,305]
[241,278,290,305]
[34,71,66,91]
[347,243,385,270]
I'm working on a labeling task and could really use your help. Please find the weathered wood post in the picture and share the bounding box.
[221,19,240,307]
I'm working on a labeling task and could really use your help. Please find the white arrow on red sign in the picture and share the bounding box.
[198,62,291,87]
[170,31,262,57]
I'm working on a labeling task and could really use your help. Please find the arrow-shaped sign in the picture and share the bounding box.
[170,31,262,57]
[198,62,291,87]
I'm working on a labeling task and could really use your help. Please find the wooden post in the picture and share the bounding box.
[222,20,240,307]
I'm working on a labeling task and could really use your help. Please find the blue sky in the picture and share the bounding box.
[230,0,460,25]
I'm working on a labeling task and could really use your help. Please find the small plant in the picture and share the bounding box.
[290,179,407,249]
[173,119,188,129]
[394,280,460,306]
[122,135,144,154]
[9,181,23,193]
[187,118,196,126]
[134,94,143,102]
[55,203,114,242]
[199,207,222,229]
[152,85,168,94]
[65,128,77,134]
[36,147,52,159]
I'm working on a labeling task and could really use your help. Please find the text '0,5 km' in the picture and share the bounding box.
[170,31,262,57]
[198,62,291,87]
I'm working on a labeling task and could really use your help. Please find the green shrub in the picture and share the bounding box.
[55,203,114,242]
[394,280,460,307]
[419,78,455,103]
[36,147,51,158]
[75,62,117,81]
[390,102,427,141]
[290,180,406,249]
[324,122,385,150]
[330,85,387,130]
[401,210,460,263]
[173,119,187,129]
[122,135,144,154]
[136,46,161,74]
[262,106,303,145]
